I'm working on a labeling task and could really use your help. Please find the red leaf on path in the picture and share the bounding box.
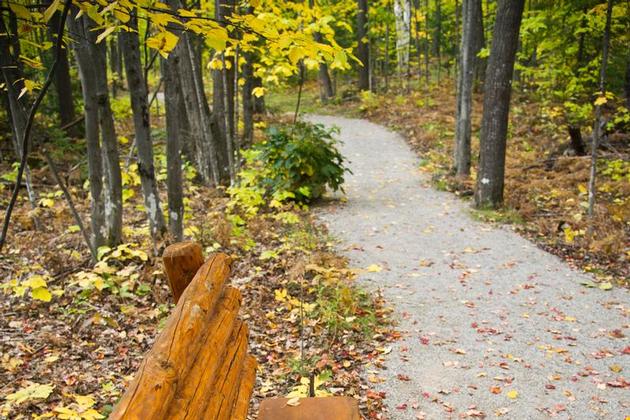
[621,346,630,355]
[490,386,502,394]
[545,384,556,390]
[607,378,630,388]
[397,374,411,381]
[396,403,408,410]
[420,336,430,345]
[471,322,478,328]
[367,390,386,400]
[610,329,625,339]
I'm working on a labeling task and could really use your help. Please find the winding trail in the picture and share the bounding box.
[309,115,629,419]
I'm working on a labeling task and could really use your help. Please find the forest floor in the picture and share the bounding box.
[310,114,630,419]
[0,113,394,418]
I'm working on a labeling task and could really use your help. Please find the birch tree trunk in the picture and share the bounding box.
[394,0,411,76]
[119,16,166,239]
[475,0,525,209]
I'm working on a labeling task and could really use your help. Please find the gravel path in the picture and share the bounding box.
[309,115,629,419]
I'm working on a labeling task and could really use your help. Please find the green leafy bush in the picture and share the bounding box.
[255,121,349,203]
[229,121,349,216]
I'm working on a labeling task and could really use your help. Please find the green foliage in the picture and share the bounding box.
[600,159,630,182]
[229,121,348,219]
[110,96,133,120]
[255,121,349,203]
[359,90,380,112]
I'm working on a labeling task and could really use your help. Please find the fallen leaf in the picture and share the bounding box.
[506,390,518,399]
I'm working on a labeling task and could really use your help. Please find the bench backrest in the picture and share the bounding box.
[109,242,257,420]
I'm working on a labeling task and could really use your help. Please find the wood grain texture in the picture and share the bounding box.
[258,397,361,420]
[167,288,242,419]
[163,242,204,302]
[229,355,257,419]
[110,253,231,419]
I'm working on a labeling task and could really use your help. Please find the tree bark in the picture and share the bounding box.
[567,125,586,156]
[67,12,107,248]
[241,54,255,148]
[471,0,485,85]
[454,0,482,177]
[165,0,223,186]
[587,0,613,220]
[91,35,124,246]
[357,0,370,91]
[162,54,184,242]
[0,16,40,221]
[47,8,76,132]
[474,0,525,209]
[119,16,167,239]
[394,0,412,76]
[213,0,236,182]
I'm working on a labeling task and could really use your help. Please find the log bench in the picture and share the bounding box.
[110,243,256,419]
[110,242,360,420]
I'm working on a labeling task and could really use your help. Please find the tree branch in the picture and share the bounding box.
[0,0,72,254]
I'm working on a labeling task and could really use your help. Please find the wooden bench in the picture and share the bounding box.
[110,242,256,419]
[110,241,360,420]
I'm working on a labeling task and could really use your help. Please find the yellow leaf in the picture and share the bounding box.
[274,288,287,302]
[74,394,96,409]
[610,364,623,373]
[39,197,55,208]
[31,287,52,302]
[5,383,54,405]
[366,264,382,273]
[96,26,116,44]
[252,87,266,98]
[9,3,31,20]
[146,31,180,58]
[506,390,518,399]
[286,396,301,406]
[43,0,61,23]
[22,274,48,289]
[594,96,607,106]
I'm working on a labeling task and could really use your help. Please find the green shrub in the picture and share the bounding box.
[257,121,349,202]
[227,121,349,223]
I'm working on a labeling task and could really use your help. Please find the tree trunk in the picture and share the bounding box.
[67,12,106,248]
[357,0,370,91]
[109,37,123,98]
[162,54,184,242]
[454,0,482,177]
[471,0,485,85]
[167,0,223,186]
[119,15,167,239]
[311,24,335,101]
[587,0,613,220]
[624,54,630,109]
[433,0,442,82]
[212,0,235,182]
[474,0,525,209]
[93,31,123,246]
[567,125,586,156]
[241,54,255,148]
[47,8,76,132]
[394,0,412,77]
[424,0,430,85]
